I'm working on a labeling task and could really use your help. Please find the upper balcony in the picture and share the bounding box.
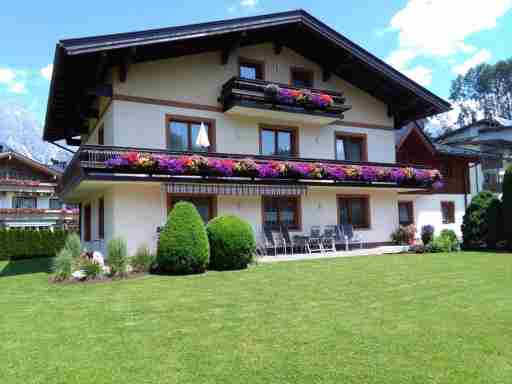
[58,145,443,198]
[219,77,351,125]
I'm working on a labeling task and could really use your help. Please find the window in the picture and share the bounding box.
[290,68,313,88]
[337,196,370,229]
[13,196,36,209]
[262,196,301,230]
[441,201,455,224]
[260,126,297,157]
[167,195,216,223]
[84,204,92,242]
[98,124,104,145]
[166,116,215,153]
[440,163,452,178]
[49,198,62,210]
[239,59,264,80]
[335,133,367,162]
[98,197,104,239]
[398,201,414,226]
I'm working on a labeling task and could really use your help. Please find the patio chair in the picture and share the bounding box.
[280,225,295,256]
[292,235,311,254]
[263,226,286,256]
[322,225,337,252]
[342,224,364,251]
[255,231,268,257]
[308,225,325,253]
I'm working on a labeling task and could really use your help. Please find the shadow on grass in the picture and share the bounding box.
[0,257,53,278]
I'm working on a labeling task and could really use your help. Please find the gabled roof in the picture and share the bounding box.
[0,151,61,177]
[437,117,512,142]
[44,10,450,142]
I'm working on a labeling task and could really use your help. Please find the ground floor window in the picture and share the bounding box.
[167,195,216,223]
[398,201,414,226]
[49,198,62,210]
[262,196,301,230]
[13,196,37,209]
[84,204,92,242]
[441,201,455,224]
[337,195,370,229]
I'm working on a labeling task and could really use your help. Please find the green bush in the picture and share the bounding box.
[390,224,416,245]
[485,197,503,249]
[80,259,103,279]
[107,237,128,276]
[0,228,71,260]
[206,215,256,270]
[462,191,495,248]
[62,232,82,259]
[52,248,74,280]
[130,245,155,273]
[157,202,209,274]
[421,225,435,245]
[503,165,512,249]
[427,230,459,253]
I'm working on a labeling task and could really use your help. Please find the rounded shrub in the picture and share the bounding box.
[157,202,209,274]
[462,191,495,249]
[206,215,256,270]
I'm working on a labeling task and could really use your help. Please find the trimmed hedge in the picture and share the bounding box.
[206,215,256,270]
[156,202,209,274]
[0,228,69,260]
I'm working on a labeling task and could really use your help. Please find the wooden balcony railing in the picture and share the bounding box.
[219,77,351,118]
[58,145,442,195]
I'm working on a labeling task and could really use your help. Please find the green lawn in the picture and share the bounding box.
[2,253,512,383]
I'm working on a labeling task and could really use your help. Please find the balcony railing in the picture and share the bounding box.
[0,208,78,218]
[219,77,351,120]
[58,145,443,195]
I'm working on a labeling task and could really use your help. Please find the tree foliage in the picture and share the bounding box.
[461,191,495,248]
[503,165,512,249]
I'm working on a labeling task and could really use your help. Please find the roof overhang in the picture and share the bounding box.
[43,10,451,143]
[0,152,61,178]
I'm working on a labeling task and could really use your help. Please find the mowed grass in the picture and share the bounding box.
[2,253,512,383]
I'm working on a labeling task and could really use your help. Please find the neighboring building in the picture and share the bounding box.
[0,145,77,230]
[44,10,455,254]
[396,123,486,237]
[437,117,511,195]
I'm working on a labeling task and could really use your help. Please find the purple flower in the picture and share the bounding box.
[209,159,234,176]
[432,181,444,190]
[258,164,279,178]
[414,169,430,182]
[360,166,378,181]
[291,163,312,177]
[158,158,185,174]
[105,157,128,167]
[325,166,346,180]
[390,168,406,182]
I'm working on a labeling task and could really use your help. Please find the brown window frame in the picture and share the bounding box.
[337,195,371,230]
[441,201,455,224]
[262,196,302,230]
[259,125,298,157]
[290,67,314,88]
[84,204,92,242]
[12,196,37,209]
[239,57,265,80]
[98,197,105,239]
[335,132,368,162]
[165,114,216,153]
[166,194,217,223]
[98,124,104,145]
[398,201,414,226]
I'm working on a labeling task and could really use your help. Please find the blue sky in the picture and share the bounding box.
[1,0,511,125]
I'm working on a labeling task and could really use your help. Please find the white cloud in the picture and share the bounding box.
[386,49,417,70]
[40,64,53,81]
[228,0,259,13]
[0,67,28,94]
[240,0,258,7]
[8,82,26,94]
[402,65,432,86]
[0,68,16,84]
[452,49,492,75]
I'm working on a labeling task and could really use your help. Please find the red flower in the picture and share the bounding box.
[320,94,333,104]
[124,152,139,164]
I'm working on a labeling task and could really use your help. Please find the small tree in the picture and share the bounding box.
[503,165,512,249]
[462,191,495,248]
[157,202,209,274]
[486,197,503,249]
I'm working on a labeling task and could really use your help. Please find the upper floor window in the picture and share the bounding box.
[338,195,370,229]
[13,196,36,209]
[49,198,63,210]
[335,133,367,162]
[441,201,455,224]
[239,59,264,80]
[166,116,215,153]
[260,126,297,157]
[291,68,313,88]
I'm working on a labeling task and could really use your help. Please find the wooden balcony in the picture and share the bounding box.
[58,145,442,197]
[219,77,351,125]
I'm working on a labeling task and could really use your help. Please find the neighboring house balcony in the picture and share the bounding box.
[58,145,443,197]
[0,178,57,193]
[219,77,351,125]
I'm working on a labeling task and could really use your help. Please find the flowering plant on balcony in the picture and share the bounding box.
[104,152,443,189]
[264,84,334,109]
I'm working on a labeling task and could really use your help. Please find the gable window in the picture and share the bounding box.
[441,201,455,224]
[338,195,370,229]
[49,198,63,210]
[166,116,215,153]
[260,126,297,157]
[335,133,367,162]
[262,196,301,230]
[239,59,264,80]
[398,201,414,226]
[291,68,313,88]
[98,197,104,239]
[84,204,92,242]
[167,195,216,223]
[13,196,36,209]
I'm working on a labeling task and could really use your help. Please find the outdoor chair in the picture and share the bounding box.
[280,225,296,256]
[308,225,325,253]
[322,225,337,252]
[292,235,311,254]
[342,224,364,251]
[263,226,286,256]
